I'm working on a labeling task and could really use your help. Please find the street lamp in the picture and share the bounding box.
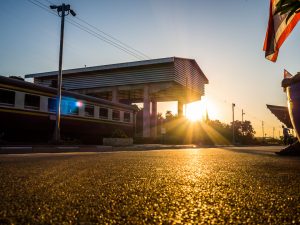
[232,103,235,145]
[50,4,76,143]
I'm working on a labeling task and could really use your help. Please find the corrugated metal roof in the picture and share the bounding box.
[25,57,176,78]
[24,57,209,100]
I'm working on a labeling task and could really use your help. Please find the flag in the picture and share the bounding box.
[263,0,300,62]
[284,69,293,78]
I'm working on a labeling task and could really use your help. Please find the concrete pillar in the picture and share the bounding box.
[143,85,151,137]
[178,100,184,117]
[112,87,118,103]
[151,100,157,138]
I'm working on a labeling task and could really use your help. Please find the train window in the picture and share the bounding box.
[66,101,78,115]
[112,110,120,121]
[85,104,94,117]
[48,98,56,112]
[25,94,40,110]
[99,108,108,119]
[0,89,15,106]
[124,112,130,122]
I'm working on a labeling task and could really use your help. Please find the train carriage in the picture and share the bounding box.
[0,76,136,144]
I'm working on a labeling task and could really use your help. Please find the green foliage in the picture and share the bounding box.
[137,109,259,145]
[165,110,176,121]
[111,129,128,138]
[159,114,257,145]
[232,120,256,145]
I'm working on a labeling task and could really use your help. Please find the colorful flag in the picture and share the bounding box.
[284,69,293,78]
[263,0,300,62]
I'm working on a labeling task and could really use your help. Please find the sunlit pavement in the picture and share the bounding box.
[0,146,300,224]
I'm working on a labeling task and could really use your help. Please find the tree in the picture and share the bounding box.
[165,110,175,121]
[231,120,256,144]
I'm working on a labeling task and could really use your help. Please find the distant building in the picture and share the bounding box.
[25,57,209,138]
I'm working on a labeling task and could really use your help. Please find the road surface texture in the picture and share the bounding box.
[0,146,300,224]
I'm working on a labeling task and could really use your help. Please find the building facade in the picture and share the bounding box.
[25,57,209,138]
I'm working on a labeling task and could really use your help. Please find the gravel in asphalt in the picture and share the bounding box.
[0,146,300,224]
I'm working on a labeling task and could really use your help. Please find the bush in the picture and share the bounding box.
[111,129,128,138]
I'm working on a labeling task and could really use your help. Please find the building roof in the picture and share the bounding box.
[266,104,293,128]
[25,57,209,83]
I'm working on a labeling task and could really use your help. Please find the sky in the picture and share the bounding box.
[1,0,300,138]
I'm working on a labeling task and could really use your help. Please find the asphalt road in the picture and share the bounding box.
[0,146,300,224]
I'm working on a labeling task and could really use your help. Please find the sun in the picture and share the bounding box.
[185,97,218,121]
[185,101,205,121]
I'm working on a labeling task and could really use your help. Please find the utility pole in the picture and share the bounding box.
[50,4,76,143]
[242,109,245,123]
[232,103,235,145]
[205,107,209,122]
[273,127,275,139]
[241,109,245,136]
[262,121,265,141]
[185,76,188,117]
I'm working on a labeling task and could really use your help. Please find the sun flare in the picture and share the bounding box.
[185,101,205,121]
[185,97,218,121]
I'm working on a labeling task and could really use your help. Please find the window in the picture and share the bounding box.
[25,94,40,110]
[0,89,15,106]
[50,80,57,88]
[112,110,120,121]
[85,104,94,117]
[99,108,108,119]
[48,98,56,112]
[48,98,79,115]
[124,112,131,122]
[65,100,78,115]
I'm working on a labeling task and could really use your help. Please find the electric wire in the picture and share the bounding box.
[27,0,282,136]
[44,0,151,59]
[74,16,151,60]
[40,0,150,60]
[29,0,146,60]
[27,0,150,60]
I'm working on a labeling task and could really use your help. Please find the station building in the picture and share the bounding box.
[25,57,209,138]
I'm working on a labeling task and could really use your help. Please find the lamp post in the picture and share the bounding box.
[232,103,235,145]
[262,121,265,142]
[242,109,245,136]
[50,4,76,143]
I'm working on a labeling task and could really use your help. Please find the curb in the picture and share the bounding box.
[0,145,113,154]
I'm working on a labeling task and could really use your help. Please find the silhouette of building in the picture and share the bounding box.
[25,57,209,138]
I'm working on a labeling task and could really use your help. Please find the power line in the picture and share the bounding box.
[27,0,150,60]
[57,1,151,59]
[43,0,53,4]
[74,16,151,60]
[27,0,57,16]
[42,0,150,60]
[65,18,146,60]
[30,0,146,60]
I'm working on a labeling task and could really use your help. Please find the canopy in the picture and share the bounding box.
[266,104,293,128]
